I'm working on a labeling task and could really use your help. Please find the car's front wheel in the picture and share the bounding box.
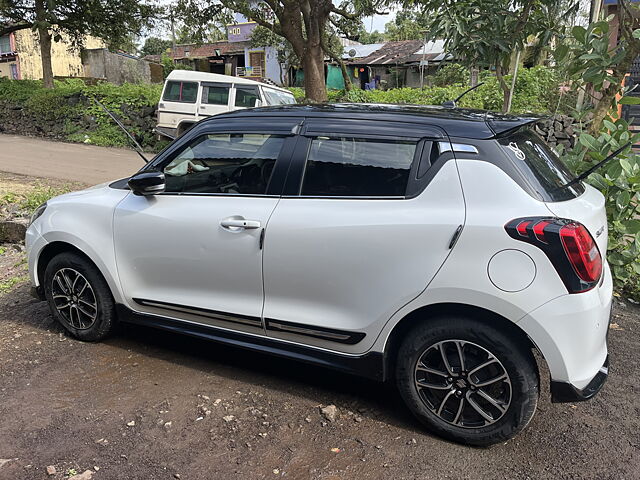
[395,316,538,446]
[43,252,116,341]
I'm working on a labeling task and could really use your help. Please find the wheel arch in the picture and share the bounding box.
[36,240,122,304]
[383,303,538,382]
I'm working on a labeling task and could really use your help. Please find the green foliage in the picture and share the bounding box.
[431,64,470,87]
[161,53,194,79]
[0,184,72,213]
[287,65,564,114]
[358,30,385,44]
[0,78,163,151]
[555,19,624,90]
[384,8,430,41]
[562,115,640,296]
[555,12,640,299]
[140,37,173,57]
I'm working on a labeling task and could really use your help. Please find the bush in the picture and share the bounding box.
[287,66,566,115]
[430,63,470,87]
[0,78,163,151]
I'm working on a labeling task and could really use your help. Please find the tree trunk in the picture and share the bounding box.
[495,64,511,113]
[35,0,54,89]
[470,67,479,87]
[302,44,327,102]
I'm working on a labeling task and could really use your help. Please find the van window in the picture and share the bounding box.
[301,137,416,197]
[163,81,198,103]
[235,86,260,107]
[202,84,230,105]
[263,88,296,105]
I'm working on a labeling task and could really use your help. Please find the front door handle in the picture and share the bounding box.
[220,217,261,230]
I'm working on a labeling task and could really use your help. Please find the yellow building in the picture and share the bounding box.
[0,30,104,80]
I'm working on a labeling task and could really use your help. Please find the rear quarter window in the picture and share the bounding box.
[498,129,584,202]
[163,81,198,103]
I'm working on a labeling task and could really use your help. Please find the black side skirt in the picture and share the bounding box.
[115,304,385,382]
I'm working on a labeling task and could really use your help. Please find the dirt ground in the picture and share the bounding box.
[0,250,638,480]
[0,171,639,480]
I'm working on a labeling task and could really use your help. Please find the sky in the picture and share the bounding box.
[148,1,397,42]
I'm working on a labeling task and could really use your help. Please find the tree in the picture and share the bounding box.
[358,29,385,44]
[0,0,160,88]
[175,0,389,102]
[140,36,172,57]
[557,0,640,135]
[415,0,559,112]
[384,8,428,41]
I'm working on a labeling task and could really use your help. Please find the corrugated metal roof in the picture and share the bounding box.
[341,43,385,60]
[345,40,425,65]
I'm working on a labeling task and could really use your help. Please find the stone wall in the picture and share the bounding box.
[0,94,158,145]
[533,114,578,150]
[81,49,163,85]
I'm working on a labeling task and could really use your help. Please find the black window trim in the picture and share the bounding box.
[146,125,299,198]
[162,80,199,104]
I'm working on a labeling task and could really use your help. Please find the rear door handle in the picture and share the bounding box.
[220,217,261,230]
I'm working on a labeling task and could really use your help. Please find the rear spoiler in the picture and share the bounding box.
[487,114,542,137]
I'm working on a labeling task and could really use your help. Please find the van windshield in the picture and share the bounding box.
[498,129,584,202]
[263,88,296,105]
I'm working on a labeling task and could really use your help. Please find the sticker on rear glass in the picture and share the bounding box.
[507,142,526,161]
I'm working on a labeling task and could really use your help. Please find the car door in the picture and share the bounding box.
[113,118,297,335]
[262,119,466,353]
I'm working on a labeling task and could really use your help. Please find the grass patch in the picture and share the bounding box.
[0,274,28,294]
[0,184,73,214]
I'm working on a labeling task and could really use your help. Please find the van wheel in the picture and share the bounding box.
[395,317,538,446]
[43,252,116,342]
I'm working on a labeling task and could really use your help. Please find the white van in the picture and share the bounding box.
[156,70,296,139]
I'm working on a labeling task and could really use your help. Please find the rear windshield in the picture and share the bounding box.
[498,129,584,202]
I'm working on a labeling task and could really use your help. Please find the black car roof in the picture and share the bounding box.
[203,103,540,139]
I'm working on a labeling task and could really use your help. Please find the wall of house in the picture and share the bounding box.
[14,30,104,80]
[244,46,282,85]
[82,48,162,84]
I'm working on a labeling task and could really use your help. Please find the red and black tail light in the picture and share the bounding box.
[505,217,603,293]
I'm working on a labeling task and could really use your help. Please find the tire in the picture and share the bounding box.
[395,316,538,446]
[43,252,116,342]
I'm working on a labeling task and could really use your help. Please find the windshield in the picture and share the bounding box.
[498,129,584,202]
[263,88,296,105]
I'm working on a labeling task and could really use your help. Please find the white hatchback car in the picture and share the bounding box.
[26,104,611,446]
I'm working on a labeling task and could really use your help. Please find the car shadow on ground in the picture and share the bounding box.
[6,283,431,437]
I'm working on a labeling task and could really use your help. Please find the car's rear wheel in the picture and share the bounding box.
[43,252,116,341]
[395,316,538,446]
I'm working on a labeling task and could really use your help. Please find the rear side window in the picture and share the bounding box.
[235,86,260,107]
[202,84,230,105]
[498,129,584,201]
[301,137,416,197]
[163,81,198,103]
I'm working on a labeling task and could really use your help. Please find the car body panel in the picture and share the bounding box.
[262,159,465,354]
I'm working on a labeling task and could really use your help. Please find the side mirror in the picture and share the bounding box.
[254,99,263,107]
[128,171,165,196]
